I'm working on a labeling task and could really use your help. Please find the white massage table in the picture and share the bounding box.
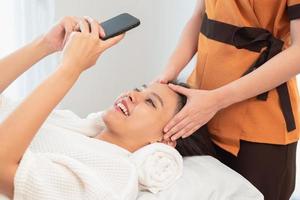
[137,156,264,200]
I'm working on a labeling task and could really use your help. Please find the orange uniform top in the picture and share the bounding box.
[187,0,300,155]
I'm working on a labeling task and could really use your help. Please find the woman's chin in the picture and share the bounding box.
[102,111,129,137]
[103,107,126,126]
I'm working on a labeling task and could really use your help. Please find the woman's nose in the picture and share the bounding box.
[128,91,141,104]
[128,94,134,103]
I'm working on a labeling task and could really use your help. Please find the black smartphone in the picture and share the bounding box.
[100,13,140,40]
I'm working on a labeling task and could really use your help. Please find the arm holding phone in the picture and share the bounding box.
[0,16,80,94]
[0,13,139,94]
[0,17,124,199]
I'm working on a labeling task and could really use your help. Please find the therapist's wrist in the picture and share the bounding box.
[212,84,239,110]
[165,62,183,76]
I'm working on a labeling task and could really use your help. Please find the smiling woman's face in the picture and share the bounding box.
[102,83,180,150]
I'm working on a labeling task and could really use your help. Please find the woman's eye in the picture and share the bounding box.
[146,98,156,108]
[134,88,141,92]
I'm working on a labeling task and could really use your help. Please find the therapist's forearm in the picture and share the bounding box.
[215,44,300,110]
[164,1,205,74]
[0,36,52,93]
[0,65,80,165]
[165,16,201,74]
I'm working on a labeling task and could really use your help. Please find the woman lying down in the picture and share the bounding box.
[0,16,197,200]
[0,16,261,200]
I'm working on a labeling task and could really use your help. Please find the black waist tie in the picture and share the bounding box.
[200,13,296,132]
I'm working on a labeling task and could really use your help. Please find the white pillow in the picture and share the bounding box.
[137,156,263,200]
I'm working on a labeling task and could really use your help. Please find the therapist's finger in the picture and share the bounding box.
[164,106,189,134]
[164,116,191,139]
[85,16,100,37]
[168,83,191,97]
[79,18,90,33]
[171,122,197,141]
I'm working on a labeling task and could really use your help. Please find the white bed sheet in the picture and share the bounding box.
[137,156,263,200]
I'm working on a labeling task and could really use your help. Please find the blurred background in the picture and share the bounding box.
[0,0,196,116]
[0,0,299,199]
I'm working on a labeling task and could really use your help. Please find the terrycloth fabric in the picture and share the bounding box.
[131,143,183,194]
[0,95,139,200]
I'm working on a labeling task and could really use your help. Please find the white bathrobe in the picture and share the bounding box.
[0,95,139,200]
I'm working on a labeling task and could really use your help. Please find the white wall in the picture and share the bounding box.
[55,0,196,117]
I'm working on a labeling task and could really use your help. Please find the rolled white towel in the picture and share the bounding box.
[131,143,183,194]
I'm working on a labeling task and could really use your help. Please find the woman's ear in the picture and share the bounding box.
[161,138,177,148]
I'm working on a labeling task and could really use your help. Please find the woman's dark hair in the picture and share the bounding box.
[169,81,216,157]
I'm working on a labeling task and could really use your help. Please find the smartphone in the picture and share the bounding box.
[100,13,140,40]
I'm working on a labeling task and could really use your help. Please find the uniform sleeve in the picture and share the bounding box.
[13,150,119,200]
[287,0,300,20]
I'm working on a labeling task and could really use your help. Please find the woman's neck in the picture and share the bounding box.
[95,129,137,152]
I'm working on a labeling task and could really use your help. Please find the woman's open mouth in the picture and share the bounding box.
[114,98,130,116]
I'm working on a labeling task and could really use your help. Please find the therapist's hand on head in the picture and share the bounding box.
[60,17,124,73]
[153,69,180,84]
[163,83,222,141]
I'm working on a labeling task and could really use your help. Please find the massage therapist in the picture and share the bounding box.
[157,1,300,199]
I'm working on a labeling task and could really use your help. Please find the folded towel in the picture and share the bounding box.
[131,143,183,194]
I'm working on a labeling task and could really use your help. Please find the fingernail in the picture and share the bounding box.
[182,135,187,139]
[171,136,176,141]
